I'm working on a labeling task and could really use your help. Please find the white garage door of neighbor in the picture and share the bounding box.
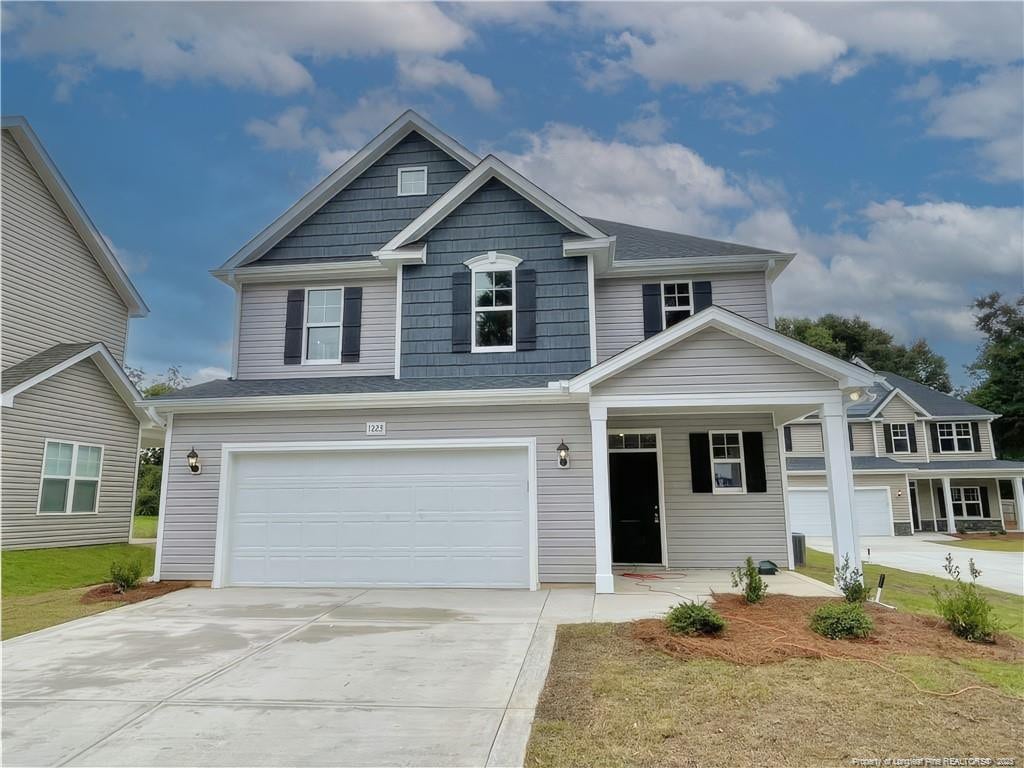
[787,488,893,537]
[223,447,532,588]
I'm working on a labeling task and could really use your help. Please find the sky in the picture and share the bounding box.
[2,1,1022,388]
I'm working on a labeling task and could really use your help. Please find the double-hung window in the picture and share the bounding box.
[661,282,692,329]
[937,422,973,452]
[951,486,984,517]
[890,423,911,453]
[710,431,744,493]
[39,440,103,514]
[303,288,343,363]
[469,254,518,352]
[397,166,428,196]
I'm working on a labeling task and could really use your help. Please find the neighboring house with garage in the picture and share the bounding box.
[1,116,162,550]
[147,110,895,593]
[784,365,1024,537]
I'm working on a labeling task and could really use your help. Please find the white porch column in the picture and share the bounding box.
[590,404,614,593]
[1012,476,1024,532]
[941,476,956,534]
[821,397,861,577]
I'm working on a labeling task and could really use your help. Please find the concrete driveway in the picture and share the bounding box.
[807,535,1024,595]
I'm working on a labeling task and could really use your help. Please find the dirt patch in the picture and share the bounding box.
[80,581,189,605]
[634,594,1023,667]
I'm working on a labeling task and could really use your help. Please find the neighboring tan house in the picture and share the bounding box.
[1,116,162,550]
[784,364,1024,537]
[149,110,935,593]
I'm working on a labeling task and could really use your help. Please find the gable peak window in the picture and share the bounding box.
[39,440,103,515]
[662,281,692,329]
[304,287,343,363]
[466,252,521,353]
[937,422,974,452]
[397,166,428,196]
[890,423,911,453]
[710,431,745,494]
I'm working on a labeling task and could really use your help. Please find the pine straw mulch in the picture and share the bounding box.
[80,580,190,605]
[633,594,1023,668]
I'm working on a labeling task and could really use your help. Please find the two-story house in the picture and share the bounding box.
[784,362,1023,537]
[1,116,162,549]
[148,110,1013,594]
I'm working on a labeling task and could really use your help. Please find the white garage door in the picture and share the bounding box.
[221,446,532,588]
[787,487,893,537]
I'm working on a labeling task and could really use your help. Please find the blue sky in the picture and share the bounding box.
[2,2,1021,387]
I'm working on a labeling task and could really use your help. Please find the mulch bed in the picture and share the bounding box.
[633,594,1023,666]
[80,580,189,605]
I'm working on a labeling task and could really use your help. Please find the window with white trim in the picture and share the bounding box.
[608,432,658,451]
[937,422,973,452]
[710,431,744,493]
[890,423,911,453]
[951,486,984,517]
[397,166,428,196]
[303,288,343,363]
[661,281,692,329]
[469,254,518,352]
[39,440,103,514]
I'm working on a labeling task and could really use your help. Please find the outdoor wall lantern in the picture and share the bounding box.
[186,447,201,475]
[557,440,570,469]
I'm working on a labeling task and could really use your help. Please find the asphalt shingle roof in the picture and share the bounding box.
[875,371,994,417]
[1,342,98,392]
[586,217,787,261]
[786,456,1024,472]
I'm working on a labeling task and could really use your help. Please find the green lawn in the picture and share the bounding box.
[798,547,1024,640]
[2,543,155,640]
[132,515,159,539]
[939,536,1024,553]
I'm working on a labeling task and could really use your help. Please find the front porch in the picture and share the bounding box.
[913,474,1024,533]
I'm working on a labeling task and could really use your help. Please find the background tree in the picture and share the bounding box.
[776,314,951,391]
[965,293,1024,459]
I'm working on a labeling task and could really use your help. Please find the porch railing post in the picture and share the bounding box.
[821,396,861,580]
[590,404,614,594]
[1012,476,1024,532]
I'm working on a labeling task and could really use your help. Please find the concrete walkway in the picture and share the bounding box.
[2,575,836,767]
[807,535,1024,596]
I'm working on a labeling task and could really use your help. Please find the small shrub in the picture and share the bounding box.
[110,560,144,593]
[809,601,874,639]
[731,556,767,604]
[932,554,1002,643]
[135,463,162,516]
[834,554,869,603]
[665,602,726,636]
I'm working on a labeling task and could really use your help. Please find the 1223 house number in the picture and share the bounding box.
[366,422,386,435]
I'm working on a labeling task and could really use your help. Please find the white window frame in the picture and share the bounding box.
[709,430,745,495]
[951,486,984,518]
[302,286,344,365]
[466,252,520,354]
[397,166,428,196]
[661,280,693,330]
[890,423,911,454]
[37,439,104,516]
[937,422,974,453]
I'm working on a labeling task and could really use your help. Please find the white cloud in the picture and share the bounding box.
[617,101,669,143]
[101,234,149,275]
[701,91,775,135]
[193,366,230,384]
[397,56,500,109]
[245,106,311,151]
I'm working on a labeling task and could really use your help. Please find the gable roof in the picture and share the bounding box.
[219,110,480,273]
[1,116,148,317]
[874,371,995,418]
[568,305,880,393]
[588,218,787,261]
[1,342,161,427]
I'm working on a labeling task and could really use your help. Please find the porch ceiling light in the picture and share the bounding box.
[186,446,201,475]
[849,390,861,402]
[557,440,570,469]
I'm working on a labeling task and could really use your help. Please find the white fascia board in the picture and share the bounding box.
[870,387,932,419]
[2,118,149,317]
[381,155,607,253]
[568,306,880,393]
[597,252,795,279]
[213,259,392,286]
[146,387,587,414]
[918,414,1000,421]
[371,244,427,266]
[219,110,479,272]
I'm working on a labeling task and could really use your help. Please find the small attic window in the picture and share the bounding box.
[397,166,428,196]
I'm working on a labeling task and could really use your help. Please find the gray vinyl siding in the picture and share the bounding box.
[595,327,836,396]
[855,473,910,524]
[236,278,395,379]
[256,132,469,264]
[872,396,927,462]
[595,272,770,362]
[399,178,589,378]
[928,419,996,460]
[1,132,130,368]
[786,423,823,454]
[159,404,594,583]
[787,475,826,489]
[1,359,139,549]
[608,413,788,568]
[850,422,875,455]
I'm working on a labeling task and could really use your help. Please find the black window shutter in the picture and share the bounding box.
[689,433,712,493]
[451,270,471,353]
[642,283,662,338]
[340,287,362,362]
[693,280,713,312]
[284,289,305,365]
[783,426,793,452]
[907,424,918,453]
[979,486,991,518]
[935,486,946,518]
[883,423,894,453]
[847,423,854,451]
[929,422,940,452]
[516,269,537,351]
[971,422,982,452]
[742,432,767,493]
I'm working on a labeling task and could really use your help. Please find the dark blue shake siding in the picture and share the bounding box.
[257,132,470,263]
[401,178,590,378]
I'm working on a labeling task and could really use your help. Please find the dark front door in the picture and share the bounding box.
[609,452,662,564]
[910,482,920,530]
